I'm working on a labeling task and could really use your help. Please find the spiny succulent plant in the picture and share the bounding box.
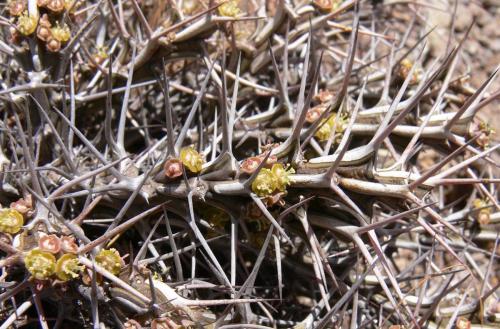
[0,0,498,328]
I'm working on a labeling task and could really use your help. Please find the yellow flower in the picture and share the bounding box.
[218,0,240,17]
[314,114,345,141]
[24,249,56,280]
[56,254,83,281]
[0,208,24,234]
[473,199,491,225]
[17,12,38,36]
[180,147,204,173]
[271,163,295,192]
[51,23,71,42]
[95,249,123,275]
[251,168,278,197]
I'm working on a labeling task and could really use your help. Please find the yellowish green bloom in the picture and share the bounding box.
[56,254,83,281]
[50,23,71,42]
[251,168,278,197]
[0,208,24,234]
[17,12,38,36]
[95,249,123,275]
[314,114,345,141]
[271,164,295,192]
[180,146,204,173]
[24,249,56,280]
[218,0,240,17]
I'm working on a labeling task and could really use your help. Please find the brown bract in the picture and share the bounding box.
[10,195,33,216]
[46,38,61,52]
[163,158,184,179]
[240,156,262,174]
[151,318,178,329]
[47,0,65,12]
[313,89,335,103]
[8,0,26,16]
[124,319,142,329]
[39,234,61,254]
[61,236,78,254]
[306,104,327,123]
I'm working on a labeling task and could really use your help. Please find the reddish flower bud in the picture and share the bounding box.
[39,234,61,254]
[47,0,65,12]
[124,320,142,329]
[8,1,26,16]
[61,236,78,254]
[240,156,262,174]
[163,158,183,179]
[46,38,61,52]
[10,195,33,216]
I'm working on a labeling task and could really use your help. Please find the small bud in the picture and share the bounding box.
[9,26,21,43]
[179,146,204,173]
[455,317,471,329]
[61,236,78,253]
[398,59,420,84]
[8,0,26,16]
[314,114,345,141]
[478,210,491,226]
[37,25,51,41]
[17,12,38,36]
[473,198,491,225]
[90,46,109,68]
[24,249,56,280]
[313,0,340,12]
[306,104,327,123]
[47,0,65,12]
[46,38,61,52]
[10,195,33,216]
[163,158,184,179]
[218,0,240,17]
[37,0,49,7]
[95,249,123,275]
[55,253,83,281]
[182,0,199,15]
[64,0,77,11]
[151,318,177,329]
[313,89,334,103]
[39,234,62,254]
[0,208,24,234]
[251,168,278,197]
[50,23,71,42]
[124,319,142,329]
[240,156,262,174]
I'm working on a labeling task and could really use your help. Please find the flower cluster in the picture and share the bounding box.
[8,0,75,52]
[24,235,82,281]
[251,163,295,197]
